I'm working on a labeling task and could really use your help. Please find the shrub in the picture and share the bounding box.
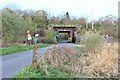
[38,46,83,77]
[80,32,104,52]
[44,29,56,44]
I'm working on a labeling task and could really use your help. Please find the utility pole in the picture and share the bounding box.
[86,16,89,29]
[86,22,88,29]
[92,8,94,30]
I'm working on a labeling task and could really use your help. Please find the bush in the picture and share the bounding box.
[15,46,82,78]
[2,8,27,44]
[44,29,57,44]
[37,46,84,77]
[80,32,104,52]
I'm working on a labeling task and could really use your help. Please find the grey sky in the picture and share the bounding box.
[0,0,119,21]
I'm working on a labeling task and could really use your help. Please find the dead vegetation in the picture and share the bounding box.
[38,43,119,78]
[83,43,118,78]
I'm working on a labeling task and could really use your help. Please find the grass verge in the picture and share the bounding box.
[0,43,48,56]
[15,64,76,78]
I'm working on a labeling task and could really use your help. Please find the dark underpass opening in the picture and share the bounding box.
[58,32,69,43]
[53,25,77,43]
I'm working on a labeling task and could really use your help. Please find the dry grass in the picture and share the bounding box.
[38,43,119,78]
[38,46,84,76]
[83,43,119,78]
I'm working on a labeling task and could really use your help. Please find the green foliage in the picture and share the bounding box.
[80,32,104,52]
[58,33,68,41]
[1,7,118,46]
[49,17,60,25]
[1,8,49,46]
[24,17,35,30]
[15,64,76,78]
[32,10,48,28]
[44,29,56,44]
[2,8,27,43]
[0,10,2,28]
[0,43,48,55]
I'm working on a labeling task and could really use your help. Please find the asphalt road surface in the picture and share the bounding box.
[1,43,82,78]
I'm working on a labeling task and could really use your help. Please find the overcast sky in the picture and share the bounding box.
[0,0,119,21]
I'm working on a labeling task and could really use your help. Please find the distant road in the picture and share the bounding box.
[1,43,82,78]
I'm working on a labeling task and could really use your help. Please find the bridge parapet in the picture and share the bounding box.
[52,24,77,27]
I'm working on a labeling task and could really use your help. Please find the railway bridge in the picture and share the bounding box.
[53,24,77,43]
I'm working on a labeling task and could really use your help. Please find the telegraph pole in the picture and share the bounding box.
[86,22,88,29]
[92,8,94,30]
[86,16,89,29]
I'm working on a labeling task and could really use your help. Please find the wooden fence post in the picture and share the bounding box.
[32,45,38,69]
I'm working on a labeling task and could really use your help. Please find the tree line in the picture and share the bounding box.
[1,6,118,46]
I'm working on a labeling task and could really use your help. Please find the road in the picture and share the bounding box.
[1,43,82,78]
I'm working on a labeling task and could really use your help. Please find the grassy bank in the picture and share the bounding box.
[15,43,118,78]
[15,46,86,78]
[0,43,49,56]
[15,64,77,78]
